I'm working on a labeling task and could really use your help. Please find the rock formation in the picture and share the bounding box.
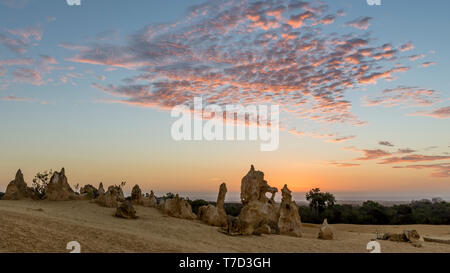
[318,218,333,240]
[382,230,421,243]
[146,190,157,207]
[131,185,157,207]
[236,165,279,235]
[96,185,125,207]
[131,184,143,204]
[97,182,105,196]
[2,169,37,200]
[44,168,77,201]
[404,229,421,242]
[278,184,302,237]
[79,184,98,199]
[115,201,137,219]
[198,183,228,227]
[220,216,246,236]
[162,194,196,220]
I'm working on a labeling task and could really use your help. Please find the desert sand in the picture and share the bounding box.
[0,200,449,253]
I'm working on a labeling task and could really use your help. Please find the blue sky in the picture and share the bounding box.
[0,0,449,200]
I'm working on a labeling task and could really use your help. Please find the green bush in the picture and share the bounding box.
[188,199,211,214]
[298,199,450,225]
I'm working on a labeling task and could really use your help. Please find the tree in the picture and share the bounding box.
[305,188,336,214]
[32,170,53,198]
[360,200,390,224]
[164,192,175,199]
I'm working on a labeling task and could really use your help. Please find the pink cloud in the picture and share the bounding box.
[408,54,425,61]
[329,162,360,167]
[358,66,409,85]
[346,17,372,30]
[326,135,356,143]
[363,86,440,108]
[393,163,450,178]
[379,141,394,147]
[287,11,314,28]
[379,154,450,164]
[58,43,89,51]
[409,106,450,119]
[12,68,44,86]
[59,1,421,132]
[397,148,416,154]
[0,24,43,53]
[1,95,32,102]
[0,58,34,66]
[356,149,391,161]
[6,24,43,41]
[399,42,414,52]
[421,61,435,67]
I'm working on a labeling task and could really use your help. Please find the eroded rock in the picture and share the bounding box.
[162,194,196,220]
[381,230,421,243]
[96,185,125,207]
[115,201,137,219]
[146,190,157,207]
[318,218,333,240]
[97,182,105,196]
[198,183,228,227]
[237,165,279,235]
[2,169,37,200]
[131,185,158,207]
[79,184,98,199]
[44,168,76,201]
[278,184,302,237]
[131,184,143,204]
[220,216,246,236]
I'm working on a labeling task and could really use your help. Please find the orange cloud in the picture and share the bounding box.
[393,163,450,177]
[356,149,391,160]
[329,162,360,167]
[409,106,450,119]
[421,61,435,67]
[379,155,450,164]
[399,42,414,52]
[346,17,372,30]
[363,86,440,107]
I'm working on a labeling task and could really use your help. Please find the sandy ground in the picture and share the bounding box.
[0,200,449,253]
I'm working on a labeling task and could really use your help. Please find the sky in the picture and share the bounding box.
[0,0,449,201]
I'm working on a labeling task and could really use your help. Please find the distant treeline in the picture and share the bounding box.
[299,199,450,225]
[189,198,450,225]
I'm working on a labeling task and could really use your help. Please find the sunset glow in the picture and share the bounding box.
[0,0,449,201]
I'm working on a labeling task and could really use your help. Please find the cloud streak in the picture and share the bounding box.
[379,155,450,165]
[409,106,450,119]
[393,163,450,178]
[363,86,440,108]
[346,16,372,30]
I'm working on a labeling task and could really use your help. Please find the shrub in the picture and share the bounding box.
[188,199,211,214]
[224,203,243,217]
[32,170,53,199]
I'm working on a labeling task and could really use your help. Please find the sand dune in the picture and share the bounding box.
[0,200,449,253]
